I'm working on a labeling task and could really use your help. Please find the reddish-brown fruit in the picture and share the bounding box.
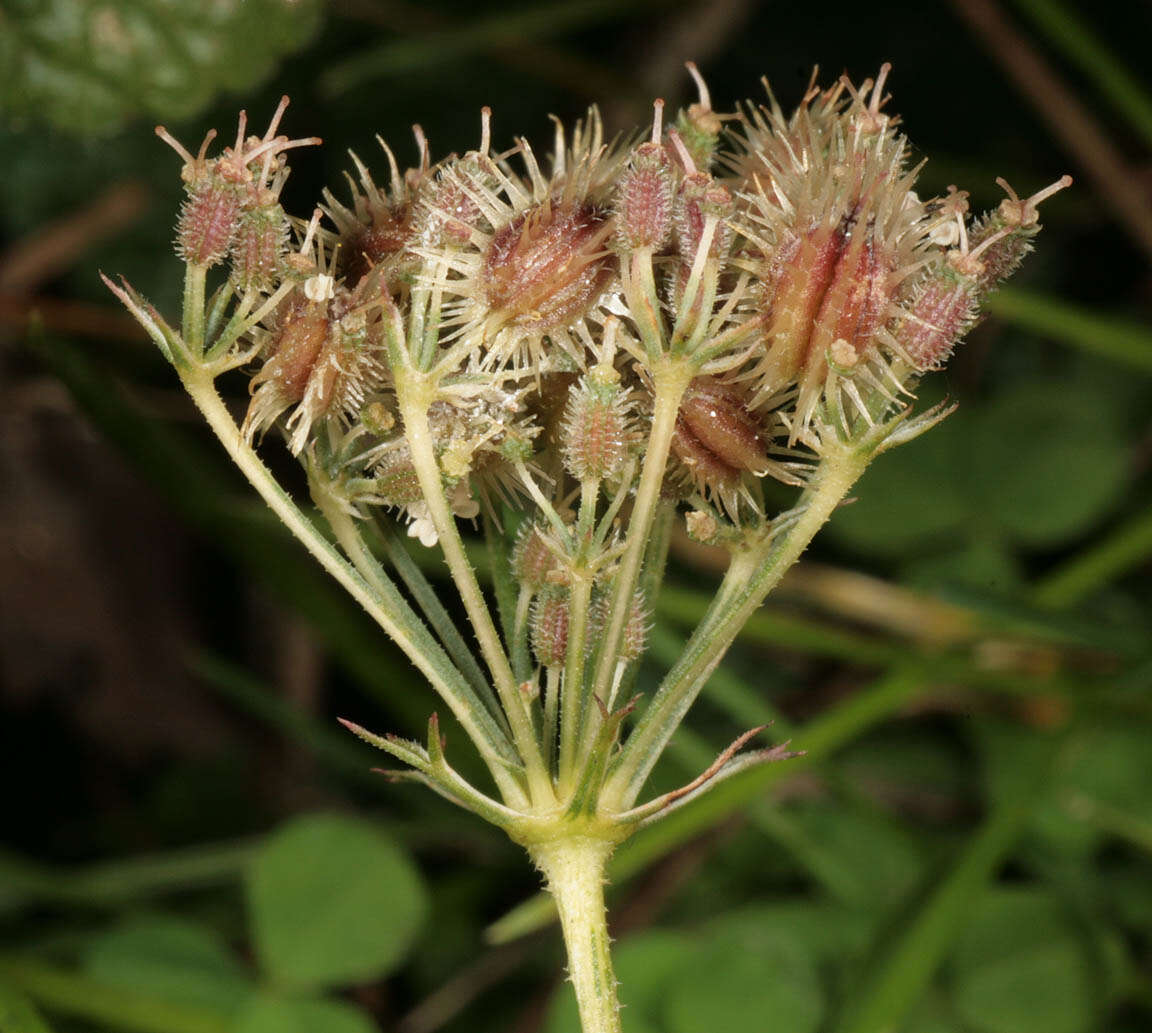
[530,588,569,667]
[483,202,615,329]
[178,180,243,267]
[678,378,770,476]
[260,298,331,401]
[562,381,631,481]
[616,143,675,251]
[675,174,733,263]
[231,203,288,291]
[513,524,559,589]
[895,271,979,371]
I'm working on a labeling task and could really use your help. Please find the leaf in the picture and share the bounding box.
[247,813,428,991]
[81,915,252,1015]
[662,918,823,1033]
[0,0,322,134]
[825,409,972,557]
[948,888,1099,1033]
[0,984,56,1033]
[968,384,1128,548]
[235,995,378,1033]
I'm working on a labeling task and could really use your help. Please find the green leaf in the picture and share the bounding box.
[247,813,428,991]
[783,802,926,913]
[948,888,1099,1033]
[81,915,252,1015]
[825,411,972,557]
[234,995,378,1033]
[0,0,321,134]
[663,918,823,1033]
[0,984,56,1033]
[968,384,1128,548]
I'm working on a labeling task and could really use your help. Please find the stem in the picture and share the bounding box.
[605,445,869,809]
[314,485,525,806]
[181,264,207,358]
[532,837,621,1033]
[588,362,690,716]
[395,376,553,803]
[180,372,521,789]
[559,574,594,787]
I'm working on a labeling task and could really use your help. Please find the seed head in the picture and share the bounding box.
[530,587,569,667]
[561,376,633,482]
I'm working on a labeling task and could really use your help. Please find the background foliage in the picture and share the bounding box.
[1,1,1150,1031]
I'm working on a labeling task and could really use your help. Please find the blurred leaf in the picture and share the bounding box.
[985,289,1152,375]
[0,959,229,1033]
[662,915,823,1033]
[0,0,321,133]
[836,732,1063,1033]
[826,412,972,557]
[247,813,428,991]
[948,888,1099,1033]
[0,984,56,1033]
[783,802,926,913]
[968,384,1128,547]
[234,994,377,1033]
[80,915,252,1016]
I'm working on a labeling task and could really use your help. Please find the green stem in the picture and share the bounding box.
[559,574,594,787]
[588,362,690,722]
[605,445,869,809]
[181,264,207,358]
[375,521,503,724]
[395,376,553,803]
[180,372,520,787]
[532,837,621,1033]
[313,483,526,806]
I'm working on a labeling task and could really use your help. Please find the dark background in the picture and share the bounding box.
[1,2,1150,1032]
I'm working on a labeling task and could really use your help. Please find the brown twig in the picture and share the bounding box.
[0,181,150,294]
[950,0,1152,260]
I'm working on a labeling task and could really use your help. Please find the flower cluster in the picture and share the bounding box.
[156,71,1063,545]
[110,66,1067,1033]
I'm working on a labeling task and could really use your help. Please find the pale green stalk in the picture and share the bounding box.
[178,370,521,795]
[587,361,692,725]
[311,478,527,807]
[532,837,621,1033]
[604,444,870,809]
[393,371,554,803]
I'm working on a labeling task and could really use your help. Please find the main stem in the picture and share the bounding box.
[532,838,621,1033]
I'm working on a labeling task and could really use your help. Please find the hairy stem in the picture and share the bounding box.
[532,837,621,1033]
[395,376,553,804]
[588,362,691,718]
[604,444,870,809]
[180,371,521,792]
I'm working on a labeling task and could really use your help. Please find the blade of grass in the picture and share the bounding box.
[0,984,57,1033]
[833,730,1065,1033]
[0,841,256,915]
[657,585,904,666]
[1010,0,1152,149]
[1033,501,1152,609]
[985,288,1152,374]
[0,960,228,1033]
